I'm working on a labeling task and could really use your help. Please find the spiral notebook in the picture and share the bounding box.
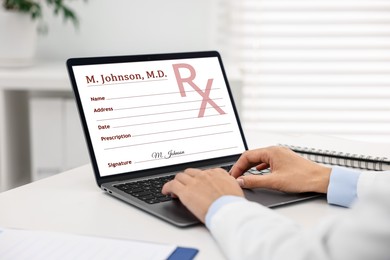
[278,135,390,171]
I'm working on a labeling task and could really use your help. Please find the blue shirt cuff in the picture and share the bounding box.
[327,166,361,207]
[205,195,246,228]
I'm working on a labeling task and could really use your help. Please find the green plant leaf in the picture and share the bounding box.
[3,0,83,30]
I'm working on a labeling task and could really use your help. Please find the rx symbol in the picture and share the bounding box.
[172,63,225,117]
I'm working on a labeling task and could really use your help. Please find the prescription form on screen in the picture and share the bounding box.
[72,57,246,177]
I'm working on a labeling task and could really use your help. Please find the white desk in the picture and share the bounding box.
[0,132,346,259]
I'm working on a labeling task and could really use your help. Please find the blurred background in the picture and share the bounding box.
[1,0,389,191]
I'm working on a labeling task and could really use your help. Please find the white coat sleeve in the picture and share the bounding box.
[208,171,390,260]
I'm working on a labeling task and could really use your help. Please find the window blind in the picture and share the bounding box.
[220,0,390,143]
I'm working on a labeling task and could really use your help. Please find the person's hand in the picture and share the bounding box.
[230,146,331,194]
[162,168,244,223]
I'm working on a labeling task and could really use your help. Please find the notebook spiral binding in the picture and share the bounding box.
[280,144,390,171]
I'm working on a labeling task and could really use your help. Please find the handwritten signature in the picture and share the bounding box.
[151,150,185,159]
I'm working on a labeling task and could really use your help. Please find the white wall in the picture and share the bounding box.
[37,0,214,59]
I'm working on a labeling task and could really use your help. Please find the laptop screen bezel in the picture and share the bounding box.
[66,50,248,187]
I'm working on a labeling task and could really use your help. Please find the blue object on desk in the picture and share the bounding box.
[168,247,199,260]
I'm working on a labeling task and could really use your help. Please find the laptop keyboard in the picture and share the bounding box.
[113,165,270,205]
[113,164,235,205]
[220,164,233,172]
[114,175,175,204]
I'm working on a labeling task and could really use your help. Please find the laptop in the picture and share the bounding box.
[66,51,320,227]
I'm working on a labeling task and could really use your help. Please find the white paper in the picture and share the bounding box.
[0,228,176,260]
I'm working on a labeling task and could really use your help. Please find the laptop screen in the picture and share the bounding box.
[69,53,246,177]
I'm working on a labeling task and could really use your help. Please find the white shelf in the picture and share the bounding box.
[0,60,84,191]
[0,60,70,91]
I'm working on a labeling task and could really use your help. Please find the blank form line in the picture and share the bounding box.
[115,98,223,111]
[113,114,227,128]
[104,131,234,150]
[97,106,226,122]
[132,123,231,137]
[88,78,168,87]
[106,88,222,100]
[135,146,239,163]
